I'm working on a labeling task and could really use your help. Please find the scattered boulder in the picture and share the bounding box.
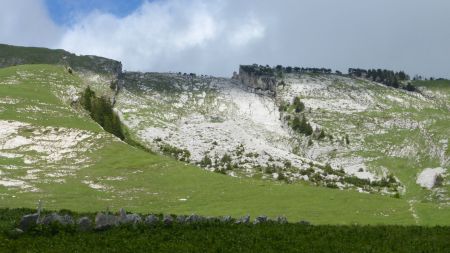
[95,212,118,230]
[118,208,142,225]
[276,216,288,224]
[77,217,92,231]
[40,213,73,226]
[186,214,205,224]
[18,213,39,231]
[145,214,159,226]
[176,215,186,224]
[253,216,268,225]
[220,216,233,223]
[235,215,250,224]
[163,215,174,226]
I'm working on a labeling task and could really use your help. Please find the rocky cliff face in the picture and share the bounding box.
[0,44,122,78]
[237,66,277,96]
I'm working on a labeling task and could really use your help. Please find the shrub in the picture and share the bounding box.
[293,97,305,113]
[221,154,232,164]
[200,155,212,167]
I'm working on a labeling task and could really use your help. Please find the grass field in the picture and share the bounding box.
[1,64,449,226]
[0,209,449,253]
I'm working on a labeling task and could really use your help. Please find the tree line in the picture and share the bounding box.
[81,87,125,140]
[240,64,333,77]
[348,68,410,88]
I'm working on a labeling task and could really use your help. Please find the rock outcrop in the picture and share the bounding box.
[237,65,277,96]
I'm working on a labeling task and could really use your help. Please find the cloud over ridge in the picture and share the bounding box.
[1,0,449,77]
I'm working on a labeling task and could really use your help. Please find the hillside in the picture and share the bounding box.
[115,68,449,206]
[0,45,448,225]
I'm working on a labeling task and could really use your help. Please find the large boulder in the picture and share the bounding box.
[176,215,187,224]
[145,214,159,226]
[235,215,250,224]
[18,213,39,231]
[163,215,174,226]
[95,212,118,230]
[253,216,268,225]
[77,217,92,231]
[186,214,205,224]
[276,216,288,224]
[220,216,233,223]
[118,208,142,225]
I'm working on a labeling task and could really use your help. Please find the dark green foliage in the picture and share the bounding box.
[1,208,449,253]
[81,87,124,140]
[239,64,333,78]
[318,129,326,140]
[434,175,444,187]
[240,64,274,76]
[293,96,305,113]
[234,144,245,157]
[200,155,212,167]
[404,82,416,91]
[292,115,313,136]
[158,144,190,162]
[343,176,371,188]
[348,68,411,89]
[345,134,350,145]
[221,154,232,164]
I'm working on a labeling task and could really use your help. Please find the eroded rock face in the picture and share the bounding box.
[238,66,277,95]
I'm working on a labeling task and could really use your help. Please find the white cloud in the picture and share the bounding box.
[59,0,265,74]
[228,17,265,47]
[1,0,450,78]
[0,0,62,47]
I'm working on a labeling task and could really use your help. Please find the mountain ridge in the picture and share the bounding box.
[0,44,448,225]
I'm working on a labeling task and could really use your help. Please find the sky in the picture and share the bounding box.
[0,0,449,78]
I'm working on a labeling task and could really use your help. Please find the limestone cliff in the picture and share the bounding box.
[237,65,277,96]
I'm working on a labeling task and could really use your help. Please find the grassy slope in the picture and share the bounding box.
[0,65,449,225]
[0,43,120,75]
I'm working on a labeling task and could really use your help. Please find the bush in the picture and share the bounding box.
[293,97,305,113]
[200,155,212,167]
[159,144,191,162]
[221,154,232,164]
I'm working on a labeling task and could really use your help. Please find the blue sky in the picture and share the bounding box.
[45,0,145,25]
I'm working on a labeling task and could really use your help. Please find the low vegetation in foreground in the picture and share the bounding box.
[0,208,449,253]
